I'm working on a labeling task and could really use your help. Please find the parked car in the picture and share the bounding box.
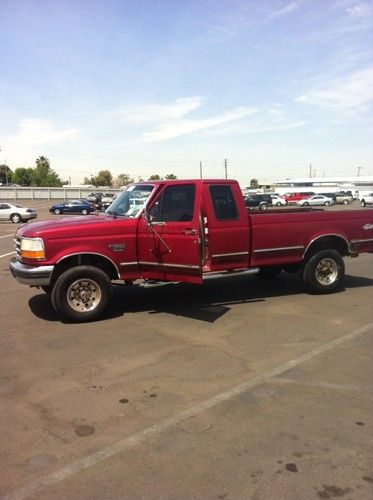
[244,194,272,210]
[100,193,117,210]
[334,192,353,205]
[360,193,373,207]
[284,192,315,203]
[297,195,334,206]
[49,199,96,215]
[0,203,37,223]
[270,195,287,206]
[86,192,103,206]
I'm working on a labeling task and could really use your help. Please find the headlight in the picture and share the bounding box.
[20,237,45,260]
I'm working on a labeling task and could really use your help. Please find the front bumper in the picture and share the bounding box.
[9,257,54,286]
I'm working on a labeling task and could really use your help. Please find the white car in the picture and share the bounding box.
[360,193,373,207]
[0,202,37,223]
[297,195,334,207]
[270,195,287,206]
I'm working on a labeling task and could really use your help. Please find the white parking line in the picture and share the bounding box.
[0,252,15,258]
[0,234,15,239]
[3,321,373,500]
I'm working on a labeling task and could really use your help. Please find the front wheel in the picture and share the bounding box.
[276,201,282,207]
[51,265,112,322]
[324,201,330,206]
[10,213,21,223]
[343,199,349,205]
[54,208,61,215]
[361,200,366,207]
[303,202,309,206]
[81,209,88,215]
[302,250,344,293]
[259,203,269,210]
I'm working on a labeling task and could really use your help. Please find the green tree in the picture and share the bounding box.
[12,167,34,186]
[164,173,177,179]
[250,178,259,189]
[115,173,134,187]
[148,174,161,180]
[32,156,63,187]
[94,170,113,187]
[0,164,13,185]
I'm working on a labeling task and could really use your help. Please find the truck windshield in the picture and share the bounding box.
[105,184,155,217]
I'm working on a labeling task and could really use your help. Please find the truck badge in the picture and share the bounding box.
[108,243,125,251]
[363,224,373,230]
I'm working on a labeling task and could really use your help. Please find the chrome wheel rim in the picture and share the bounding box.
[315,258,338,286]
[67,279,102,312]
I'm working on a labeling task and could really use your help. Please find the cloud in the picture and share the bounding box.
[4,119,79,148]
[347,2,373,17]
[117,97,203,124]
[270,1,301,18]
[295,67,373,111]
[141,106,257,142]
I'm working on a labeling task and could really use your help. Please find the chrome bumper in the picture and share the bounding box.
[9,257,54,286]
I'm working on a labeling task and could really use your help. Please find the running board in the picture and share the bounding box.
[203,268,259,281]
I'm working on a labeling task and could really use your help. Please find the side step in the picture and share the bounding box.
[203,268,259,281]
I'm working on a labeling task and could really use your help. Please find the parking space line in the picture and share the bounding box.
[3,321,373,500]
[0,252,15,258]
[0,234,15,239]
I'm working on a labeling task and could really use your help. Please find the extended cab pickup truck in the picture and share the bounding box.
[10,179,373,322]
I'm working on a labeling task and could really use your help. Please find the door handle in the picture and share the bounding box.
[183,228,198,235]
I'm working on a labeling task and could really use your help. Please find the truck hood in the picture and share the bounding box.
[17,215,138,239]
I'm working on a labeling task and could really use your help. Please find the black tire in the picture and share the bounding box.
[54,208,61,215]
[81,209,88,215]
[361,200,366,207]
[10,213,21,223]
[343,199,349,205]
[303,202,309,206]
[51,265,112,322]
[256,266,282,279]
[324,201,330,206]
[276,202,282,207]
[301,250,344,293]
[259,203,269,210]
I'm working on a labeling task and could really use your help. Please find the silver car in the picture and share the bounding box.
[0,203,37,223]
[297,195,334,207]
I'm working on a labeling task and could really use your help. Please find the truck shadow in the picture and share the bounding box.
[28,272,373,323]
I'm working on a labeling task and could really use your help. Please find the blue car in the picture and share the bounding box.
[49,199,96,216]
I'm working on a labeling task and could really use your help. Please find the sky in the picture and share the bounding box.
[1,0,372,185]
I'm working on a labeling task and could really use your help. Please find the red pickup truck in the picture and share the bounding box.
[9,179,373,322]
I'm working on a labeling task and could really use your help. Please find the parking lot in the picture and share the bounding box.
[1,201,373,499]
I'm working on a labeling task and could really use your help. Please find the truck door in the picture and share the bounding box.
[202,183,250,272]
[137,182,203,283]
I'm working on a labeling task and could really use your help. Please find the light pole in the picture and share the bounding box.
[357,167,362,177]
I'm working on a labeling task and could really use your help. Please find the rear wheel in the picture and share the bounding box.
[324,201,330,206]
[303,202,309,206]
[54,208,61,215]
[259,203,269,210]
[51,265,112,322]
[276,201,282,207]
[10,213,21,223]
[343,199,349,205]
[302,250,344,293]
[81,209,88,215]
[361,200,366,207]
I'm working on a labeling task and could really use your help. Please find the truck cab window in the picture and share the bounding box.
[209,185,238,220]
[149,184,196,222]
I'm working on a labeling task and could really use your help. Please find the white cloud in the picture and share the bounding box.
[4,119,79,148]
[347,2,373,17]
[270,1,301,18]
[295,67,373,111]
[117,97,203,124]
[142,106,257,142]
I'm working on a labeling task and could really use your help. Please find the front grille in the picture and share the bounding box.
[14,236,21,258]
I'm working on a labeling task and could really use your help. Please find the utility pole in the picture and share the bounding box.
[224,158,228,179]
[309,163,312,178]
[199,161,203,179]
[357,167,362,177]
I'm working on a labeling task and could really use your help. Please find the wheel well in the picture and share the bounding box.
[304,236,349,259]
[51,254,119,285]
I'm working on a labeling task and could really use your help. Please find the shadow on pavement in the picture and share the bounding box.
[28,272,373,324]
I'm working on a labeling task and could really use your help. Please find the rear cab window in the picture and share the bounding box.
[209,185,238,221]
